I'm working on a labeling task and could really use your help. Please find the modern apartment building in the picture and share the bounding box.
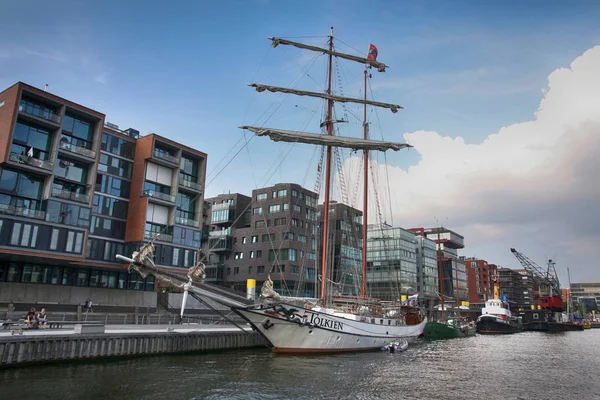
[319,201,362,298]
[413,233,438,306]
[570,282,600,311]
[0,82,207,307]
[410,227,468,303]
[202,183,318,297]
[463,257,493,304]
[366,223,419,302]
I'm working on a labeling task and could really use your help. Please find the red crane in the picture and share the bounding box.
[510,248,563,311]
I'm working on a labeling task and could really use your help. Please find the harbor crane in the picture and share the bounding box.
[510,248,563,311]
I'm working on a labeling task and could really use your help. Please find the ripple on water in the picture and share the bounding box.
[1,331,600,400]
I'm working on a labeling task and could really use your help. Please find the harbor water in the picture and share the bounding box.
[1,330,599,399]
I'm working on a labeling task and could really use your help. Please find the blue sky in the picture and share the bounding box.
[2,1,600,280]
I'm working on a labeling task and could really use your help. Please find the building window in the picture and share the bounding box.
[257,266,265,274]
[234,252,244,260]
[62,112,94,149]
[251,235,258,243]
[255,220,265,229]
[256,193,267,201]
[11,121,52,161]
[274,217,286,226]
[249,251,255,259]
[98,154,133,179]
[248,266,253,274]
[242,237,247,244]
[172,248,181,266]
[262,234,275,242]
[233,267,239,275]
[101,133,135,159]
[277,189,287,197]
[10,223,22,245]
[184,250,191,267]
[95,174,131,198]
[269,204,281,213]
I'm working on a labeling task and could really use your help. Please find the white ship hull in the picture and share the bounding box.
[233,302,427,353]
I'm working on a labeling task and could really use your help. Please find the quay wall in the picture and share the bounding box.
[0,330,265,368]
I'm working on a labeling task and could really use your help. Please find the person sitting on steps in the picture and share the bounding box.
[25,307,37,329]
[37,308,48,329]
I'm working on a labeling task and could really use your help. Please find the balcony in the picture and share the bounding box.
[58,141,96,160]
[212,202,233,211]
[208,236,232,252]
[175,216,201,228]
[51,188,90,204]
[144,231,173,243]
[9,153,54,171]
[0,203,45,220]
[152,149,179,166]
[19,104,61,124]
[142,190,176,204]
[178,176,203,192]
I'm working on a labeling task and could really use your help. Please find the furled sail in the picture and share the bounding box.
[269,37,389,72]
[240,126,412,152]
[249,84,403,113]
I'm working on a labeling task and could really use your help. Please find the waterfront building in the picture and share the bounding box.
[496,266,534,310]
[570,282,600,311]
[410,227,467,304]
[463,257,493,305]
[410,231,438,307]
[366,223,419,302]
[0,82,207,307]
[317,201,363,298]
[202,183,318,297]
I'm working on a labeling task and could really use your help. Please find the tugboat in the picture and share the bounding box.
[476,278,521,334]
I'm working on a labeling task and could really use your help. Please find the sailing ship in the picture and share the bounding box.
[229,29,426,353]
[117,28,427,353]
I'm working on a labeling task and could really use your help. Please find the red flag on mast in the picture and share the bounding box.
[367,44,378,61]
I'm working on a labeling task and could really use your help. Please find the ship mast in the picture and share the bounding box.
[241,29,412,305]
[320,27,335,305]
[455,258,461,318]
[437,229,445,322]
[361,65,368,299]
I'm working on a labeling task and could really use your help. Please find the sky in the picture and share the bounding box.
[1,0,599,284]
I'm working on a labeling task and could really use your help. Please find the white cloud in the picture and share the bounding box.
[340,45,600,281]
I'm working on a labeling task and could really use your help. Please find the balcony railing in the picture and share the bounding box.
[208,237,232,252]
[211,202,233,211]
[143,190,176,203]
[51,188,90,204]
[0,203,46,220]
[153,149,179,164]
[175,216,200,228]
[9,153,54,171]
[59,141,96,159]
[144,231,173,243]
[19,105,61,124]
[178,177,203,192]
